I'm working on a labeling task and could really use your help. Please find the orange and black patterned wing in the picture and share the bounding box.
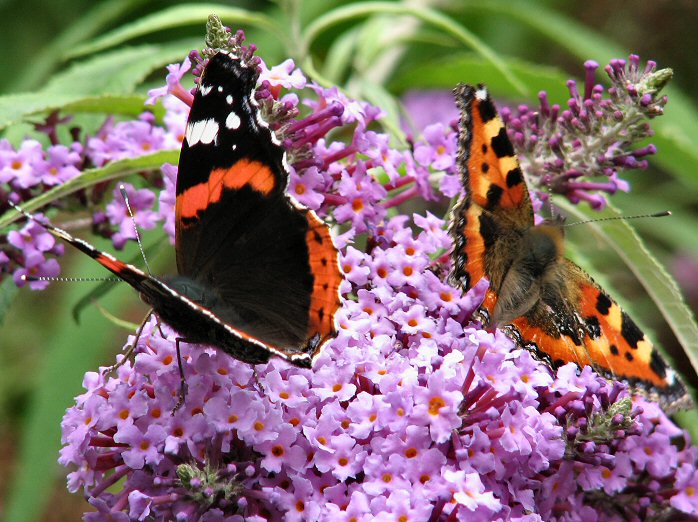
[449,84,533,320]
[507,259,689,407]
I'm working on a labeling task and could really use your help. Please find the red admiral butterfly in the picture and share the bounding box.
[14,51,343,368]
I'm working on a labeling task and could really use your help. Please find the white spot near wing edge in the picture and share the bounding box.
[185,119,219,146]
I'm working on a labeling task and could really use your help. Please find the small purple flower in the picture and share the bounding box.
[145,56,193,106]
[412,370,464,443]
[414,122,457,171]
[443,469,503,516]
[113,423,167,470]
[104,183,158,249]
[0,139,44,188]
[259,58,306,90]
[314,433,367,481]
[288,166,326,210]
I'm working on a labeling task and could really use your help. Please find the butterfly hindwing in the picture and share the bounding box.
[450,83,689,408]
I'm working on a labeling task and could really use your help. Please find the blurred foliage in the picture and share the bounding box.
[0,1,697,520]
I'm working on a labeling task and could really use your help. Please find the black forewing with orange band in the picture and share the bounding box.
[170,51,342,363]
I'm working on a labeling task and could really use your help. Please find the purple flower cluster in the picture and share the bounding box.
[501,55,668,209]
[1,17,695,520]
[0,95,188,284]
[59,282,698,520]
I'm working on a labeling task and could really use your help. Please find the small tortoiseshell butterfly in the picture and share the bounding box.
[449,84,690,410]
[11,51,343,368]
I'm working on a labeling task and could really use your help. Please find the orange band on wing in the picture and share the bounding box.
[304,211,342,348]
[176,160,277,220]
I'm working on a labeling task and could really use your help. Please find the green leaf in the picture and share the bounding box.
[0,94,166,132]
[42,44,192,96]
[0,150,179,229]
[302,2,526,94]
[61,94,166,119]
[559,200,698,382]
[0,92,81,132]
[0,41,195,132]
[9,0,149,92]
[389,54,570,101]
[321,26,360,82]
[68,4,277,58]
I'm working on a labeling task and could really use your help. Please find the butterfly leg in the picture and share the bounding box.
[171,337,189,414]
[105,310,155,375]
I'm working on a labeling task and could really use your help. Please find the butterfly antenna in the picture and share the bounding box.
[563,211,671,228]
[119,185,153,276]
[21,274,121,283]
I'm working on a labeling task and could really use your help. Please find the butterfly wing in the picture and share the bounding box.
[174,52,341,360]
[450,83,533,320]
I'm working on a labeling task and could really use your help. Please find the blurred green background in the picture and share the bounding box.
[1,1,697,520]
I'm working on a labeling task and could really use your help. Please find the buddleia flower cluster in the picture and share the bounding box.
[500,56,669,209]
[2,20,697,522]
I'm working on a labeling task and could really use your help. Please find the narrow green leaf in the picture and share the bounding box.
[9,0,148,92]
[559,200,698,380]
[389,54,570,101]
[0,150,179,229]
[0,92,81,132]
[0,41,194,132]
[61,94,166,119]
[0,94,166,132]
[321,27,360,82]
[68,4,277,58]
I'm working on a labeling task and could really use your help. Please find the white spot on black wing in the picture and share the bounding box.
[226,111,241,130]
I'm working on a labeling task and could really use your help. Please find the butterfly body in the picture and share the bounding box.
[449,84,689,408]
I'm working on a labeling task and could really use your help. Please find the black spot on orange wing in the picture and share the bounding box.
[650,350,668,379]
[486,184,503,208]
[506,168,523,188]
[620,311,644,349]
[585,316,601,339]
[477,96,497,123]
[595,293,612,315]
[490,127,515,158]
